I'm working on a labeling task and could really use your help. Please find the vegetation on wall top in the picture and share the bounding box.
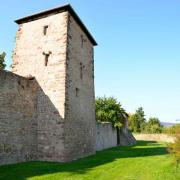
[0,52,6,70]
[95,97,127,129]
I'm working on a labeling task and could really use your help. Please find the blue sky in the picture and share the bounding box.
[1,0,180,122]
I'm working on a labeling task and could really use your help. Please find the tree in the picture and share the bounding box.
[95,97,127,144]
[144,117,162,133]
[0,52,6,70]
[128,107,146,133]
[136,107,146,131]
[96,97,127,128]
[128,114,139,133]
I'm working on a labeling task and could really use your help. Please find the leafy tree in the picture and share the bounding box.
[0,52,6,70]
[95,97,128,145]
[144,117,162,133]
[128,107,146,133]
[128,114,140,133]
[96,97,127,128]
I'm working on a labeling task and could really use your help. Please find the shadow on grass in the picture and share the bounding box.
[0,141,168,180]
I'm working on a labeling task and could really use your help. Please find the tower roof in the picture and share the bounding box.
[15,4,97,46]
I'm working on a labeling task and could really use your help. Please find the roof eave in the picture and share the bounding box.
[15,4,97,46]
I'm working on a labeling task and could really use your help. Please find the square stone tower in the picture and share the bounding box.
[12,4,97,162]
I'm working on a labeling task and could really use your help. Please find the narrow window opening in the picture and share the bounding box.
[75,88,79,97]
[80,62,83,79]
[43,25,48,35]
[44,54,49,66]
[80,35,86,48]
[43,51,51,66]
[81,35,84,48]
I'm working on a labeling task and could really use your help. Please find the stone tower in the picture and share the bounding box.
[12,4,97,162]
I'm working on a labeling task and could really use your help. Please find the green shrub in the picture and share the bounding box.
[168,124,180,167]
[163,124,180,134]
[0,52,6,70]
[95,97,127,128]
[143,117,162,134]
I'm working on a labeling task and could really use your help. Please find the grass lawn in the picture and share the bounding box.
[0,141,179,180]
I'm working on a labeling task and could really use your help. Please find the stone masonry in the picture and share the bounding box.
[0,4,136,166]
[12,4,97,162]
[0,4,97,165]
[0,71,38,165]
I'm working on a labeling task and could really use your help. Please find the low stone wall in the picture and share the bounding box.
[0,70,38,165]
[0,70,136,165]
[134,134,175,143]
[96,122,117,151]
[119,126,137,146]
[96,122,136,151]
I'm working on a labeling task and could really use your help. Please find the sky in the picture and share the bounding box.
[1,0,180,123]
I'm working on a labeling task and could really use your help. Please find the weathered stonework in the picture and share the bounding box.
[0,4,135,166]
[96,122,117,151]
[11,4,97,163]
[64,14,96,160]
[0,71,38,165]
[134,134,175,143]
[13,11,69,162]
[96,122,136,151]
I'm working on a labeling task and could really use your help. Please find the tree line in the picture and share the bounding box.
[96,96,162,134]
[128,107,162,133]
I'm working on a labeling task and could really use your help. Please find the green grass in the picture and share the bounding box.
[0,141,179,180]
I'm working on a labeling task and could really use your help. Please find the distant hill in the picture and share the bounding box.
[161,122,177,127]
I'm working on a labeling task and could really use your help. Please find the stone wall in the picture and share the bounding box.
[134,134,175,143]
[0,71,135,165]
[0,4,138,165]
[12,12,69,162]
[96,122,136,151]
[96,123,117,151]
[64,13,96,161]
[12,10,96,162]
[0,70,37,165]
[119,126,137,146]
